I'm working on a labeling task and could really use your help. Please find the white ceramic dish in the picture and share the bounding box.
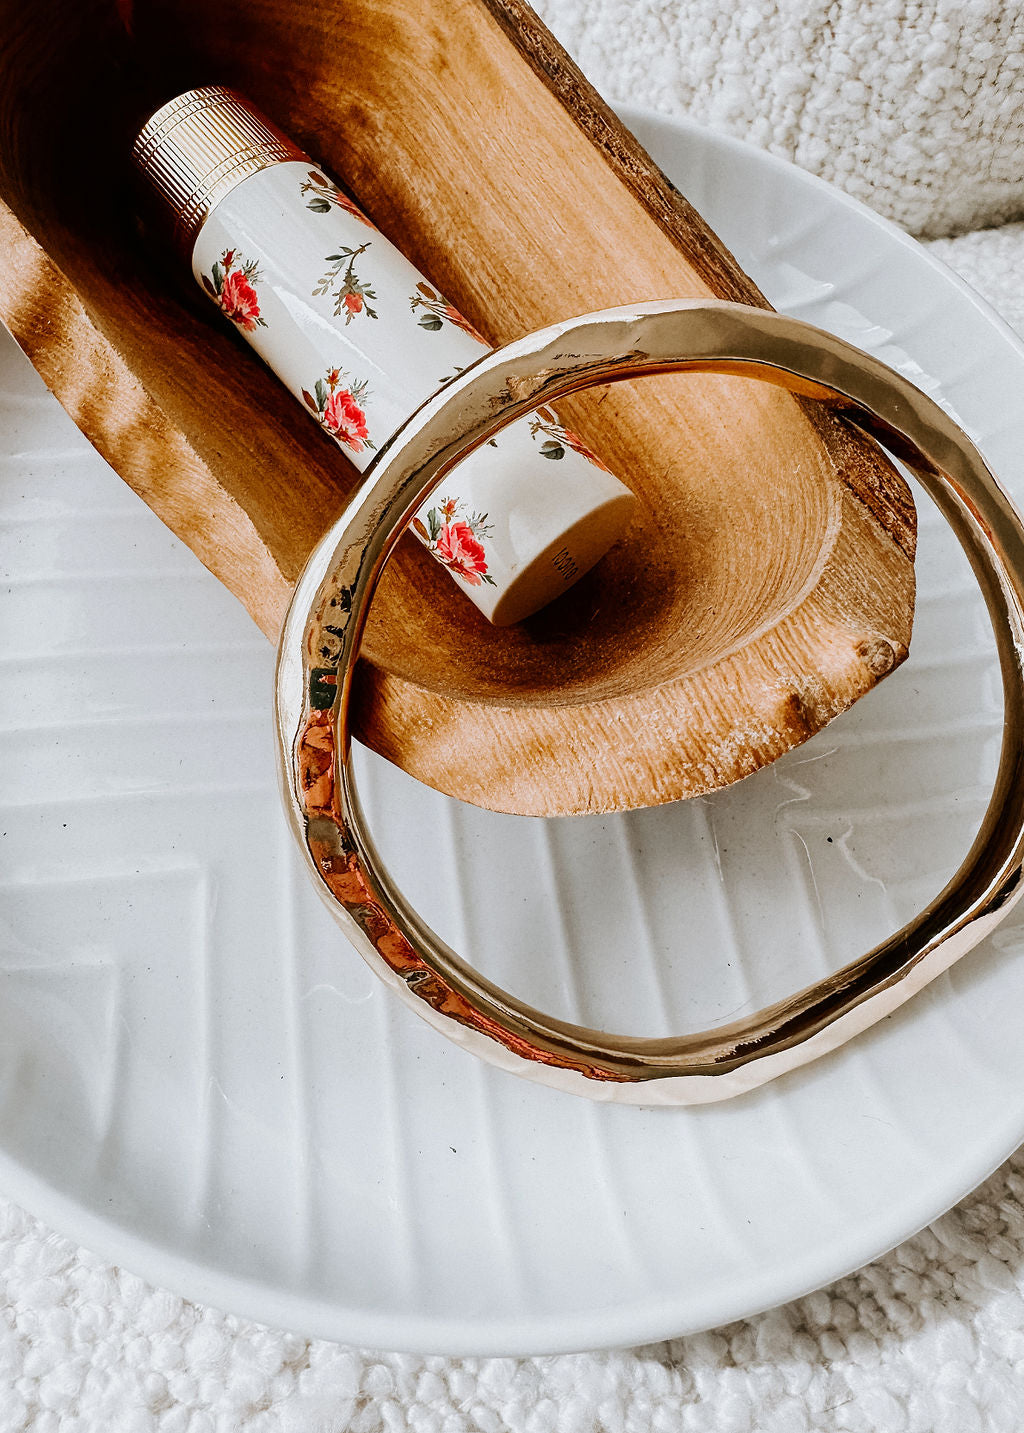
[0,107,1021,1356]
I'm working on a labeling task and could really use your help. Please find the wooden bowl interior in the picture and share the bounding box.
[0,1,837,710]
[379,374,837,707]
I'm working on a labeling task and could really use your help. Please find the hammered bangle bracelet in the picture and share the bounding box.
[274,299,1024,1105]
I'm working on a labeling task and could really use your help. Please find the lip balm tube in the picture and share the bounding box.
[132,86,636,625]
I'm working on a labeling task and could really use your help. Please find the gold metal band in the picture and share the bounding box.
[275,299,1024,1104]
[132,86,308,256]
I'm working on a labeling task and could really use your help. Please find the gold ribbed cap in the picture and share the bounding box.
[133,86,308,254]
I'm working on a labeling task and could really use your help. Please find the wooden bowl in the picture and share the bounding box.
[0,0,916,815]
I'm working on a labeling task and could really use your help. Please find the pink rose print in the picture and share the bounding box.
[219,267,261,329]
[322,386,371,453]
[435,520,489,585]
[302,366,375,456]
[202,248,267,330]
[412,497,496,586]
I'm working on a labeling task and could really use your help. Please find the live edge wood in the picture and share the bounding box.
[0,0,916,815]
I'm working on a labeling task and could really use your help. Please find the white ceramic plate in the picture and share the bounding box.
[1,107,1022,1357]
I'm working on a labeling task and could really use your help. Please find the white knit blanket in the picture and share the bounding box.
[541,0,1024,239]
[5,4,1024,1428]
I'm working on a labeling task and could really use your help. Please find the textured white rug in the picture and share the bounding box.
[536,0,1024,239]
[5,3,1024,1429]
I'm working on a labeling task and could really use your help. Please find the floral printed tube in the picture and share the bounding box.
[133,87,636,625]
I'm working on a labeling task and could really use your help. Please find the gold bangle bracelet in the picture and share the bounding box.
[274,299,1024,1105]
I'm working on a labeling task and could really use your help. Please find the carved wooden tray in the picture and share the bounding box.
[0,0,915,814]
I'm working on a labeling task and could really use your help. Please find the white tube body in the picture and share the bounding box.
[191,161,635,624]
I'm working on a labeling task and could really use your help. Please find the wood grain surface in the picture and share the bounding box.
[0,0,916,814]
